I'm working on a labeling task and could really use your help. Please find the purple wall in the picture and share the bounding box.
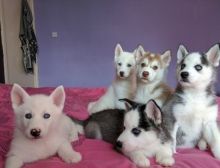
[34,0,220,94]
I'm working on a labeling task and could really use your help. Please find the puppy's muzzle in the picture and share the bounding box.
[30,128,41,138]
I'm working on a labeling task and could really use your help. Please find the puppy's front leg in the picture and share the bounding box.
[57,141,82,163]
[156,142,175,166]
[5,155,23,168]
[171,123,179,153]
[203,121,220,159]
[127,150,150,167]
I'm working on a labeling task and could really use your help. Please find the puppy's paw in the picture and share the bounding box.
[87,102,95,113]
[132,154,150,167]
[5,155,23,168]
[62,151,82,163]
[212,144,220,160]
[156,155,175,167]
[198,139,207,151]
[69,133,79,142]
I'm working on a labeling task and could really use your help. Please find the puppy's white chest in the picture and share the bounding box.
[173,95,217,147]
[135,84,161,104]
[174,96,217,122]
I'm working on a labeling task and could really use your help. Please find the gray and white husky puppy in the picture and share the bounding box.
[162,44,220,158]
[115,99,174,167]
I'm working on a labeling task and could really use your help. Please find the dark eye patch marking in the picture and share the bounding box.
[118,63,122,66]
[195,64,202,71]
[181,63,185,70]
[137,105,151,131]
[131,127,141,136]
[200,53,209,66]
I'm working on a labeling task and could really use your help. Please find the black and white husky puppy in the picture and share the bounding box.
[162,44,220,158]
[115,99,174,167]
[84,99,174,167]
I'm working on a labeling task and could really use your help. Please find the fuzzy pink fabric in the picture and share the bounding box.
[0,84,220,168]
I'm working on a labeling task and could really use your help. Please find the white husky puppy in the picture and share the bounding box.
[115,99,174,167]
[134,45,173,107]
[88,44,136,114]
[162,44,220,158]
[5,84,83,168]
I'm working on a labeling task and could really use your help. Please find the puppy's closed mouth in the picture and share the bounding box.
[141,77,149,81]
[28,135,42,140]
[180,79,189,83]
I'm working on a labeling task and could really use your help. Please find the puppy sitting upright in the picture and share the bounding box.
[6,84,83,168]
[88,44,136,114]
[116,99,174,167]
[134,45,172,107]
[162,44,220,158]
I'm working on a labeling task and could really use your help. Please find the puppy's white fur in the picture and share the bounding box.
[6,84,83,168]
[172,44,220,159]
[88,44,136,114]
[134,45,172,107]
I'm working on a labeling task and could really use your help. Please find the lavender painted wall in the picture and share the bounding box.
[34,0,220,94]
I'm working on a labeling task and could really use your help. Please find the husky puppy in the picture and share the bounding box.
[162,44,220,159]
[115,99,174,167]
[88,44,136,114]
[6,84,83,168]
[134,45,173,107]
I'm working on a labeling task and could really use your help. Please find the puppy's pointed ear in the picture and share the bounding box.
[177,45,188,64]
[135,45,145,62]
[206,44,220,67]
[161,50,171,68]
[50,86,65,110]
[115,43,123,58]
[144,100,162,125]
[119,98,138,111]
[11,84,30,110]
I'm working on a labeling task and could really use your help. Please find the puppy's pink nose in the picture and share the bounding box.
[142,71,149,77]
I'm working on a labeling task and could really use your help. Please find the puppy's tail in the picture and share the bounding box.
[69,117,102,140]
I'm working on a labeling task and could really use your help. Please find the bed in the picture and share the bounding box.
[0,84,220,168]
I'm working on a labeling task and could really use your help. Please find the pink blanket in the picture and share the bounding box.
[0,84,220,168]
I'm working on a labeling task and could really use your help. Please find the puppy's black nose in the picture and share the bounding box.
[120,71,124,77]
[30,128,41,138]
[116,141,123,149]
[181,72,189,79]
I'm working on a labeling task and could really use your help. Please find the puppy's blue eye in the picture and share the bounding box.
[25,113,32,119]
[181,64,185,70]
[131,128,141,136]
[43,113,50,119]
[195,65,202,71]
[127,64,132,67]
[118,63,122,66]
